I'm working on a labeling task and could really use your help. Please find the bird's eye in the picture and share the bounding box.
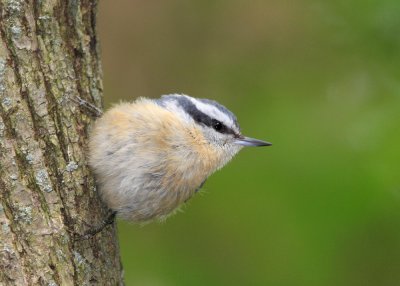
[212,120,223,132]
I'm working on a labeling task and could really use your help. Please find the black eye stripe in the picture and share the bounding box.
[212,120,223,131]
[156,95,238,136]
[197,98,239,129]
[212,119,233,135]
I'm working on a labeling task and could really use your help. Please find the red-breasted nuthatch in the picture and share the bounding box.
[89,94,271,223]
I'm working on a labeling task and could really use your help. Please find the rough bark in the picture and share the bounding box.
[0,0,123,285]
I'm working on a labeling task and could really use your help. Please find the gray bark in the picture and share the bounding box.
[0,0,123,285]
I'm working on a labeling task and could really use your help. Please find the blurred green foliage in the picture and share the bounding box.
[98,1,400,285]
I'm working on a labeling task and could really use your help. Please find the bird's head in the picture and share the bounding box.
[157,94,271,167]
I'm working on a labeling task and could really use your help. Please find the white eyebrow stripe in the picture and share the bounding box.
[160,98,194,123]
[188,97,233,128]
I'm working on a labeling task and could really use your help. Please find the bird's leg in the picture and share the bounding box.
[73,211,117,241]
[70,96,103,118]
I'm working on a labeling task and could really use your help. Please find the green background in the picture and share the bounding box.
[98,1,400,285]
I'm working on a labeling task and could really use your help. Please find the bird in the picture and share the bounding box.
[88,94,271,223]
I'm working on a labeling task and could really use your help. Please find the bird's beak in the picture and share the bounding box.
[234,136,272,147]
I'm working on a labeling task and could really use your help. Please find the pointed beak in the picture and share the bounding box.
[234,136,272,147]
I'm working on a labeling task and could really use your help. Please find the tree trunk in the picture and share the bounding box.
[0,0,123,285]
